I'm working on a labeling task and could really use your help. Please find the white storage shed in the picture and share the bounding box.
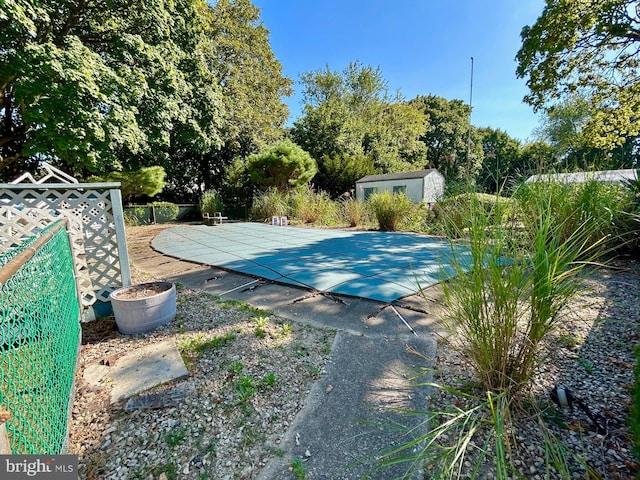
[355,169,445,205]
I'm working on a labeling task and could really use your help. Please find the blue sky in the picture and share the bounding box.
[252,0,545,142]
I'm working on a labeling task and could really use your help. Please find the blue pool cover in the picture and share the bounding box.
[151,223,471,303]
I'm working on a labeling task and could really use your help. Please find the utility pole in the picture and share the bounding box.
[466,56,474,179]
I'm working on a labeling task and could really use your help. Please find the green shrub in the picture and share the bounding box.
[289,185,339,225]
[123,212,142,226]
[378,184,613,479]
[200,189,223,216]
[367,191,414,231]
[150,201,179,223]
[250,188,289,221]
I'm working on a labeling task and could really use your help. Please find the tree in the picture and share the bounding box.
[517,0,640,149]
[475,128,522,194]
[409,95,483,183]
[246,140,317,192]
[197,0,293,190]
[513,141,556,180]
[316,154,378,197]
[0,0,224,180]
[535,95,640,171]
[292,62,427,174]
[101,166,167,203]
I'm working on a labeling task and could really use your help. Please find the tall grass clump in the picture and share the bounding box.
[367,191,414,231]
[514,180,629,251]
[341,197,368,227]
[431,192,515,238]
[289,185,339,225]
[250,188,289,221]
[444,187,608,394]
[379,186,611,478]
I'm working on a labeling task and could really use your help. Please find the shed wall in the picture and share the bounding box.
[356,177,424,203]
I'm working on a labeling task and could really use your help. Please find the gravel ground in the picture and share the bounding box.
[68,225,640,479]
[71,287,335,480]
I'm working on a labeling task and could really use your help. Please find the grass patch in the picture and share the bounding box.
[165,426,187,448]
[180,332,236,355]
[290,457,306,479]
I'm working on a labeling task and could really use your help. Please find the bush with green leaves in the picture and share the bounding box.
[200,189,224,216]
[367,190,414,231]
[431,192,515,238]
[150,201,179,223]
[250,188,289,221]
[246,140,317,193]
[104,166,167,202]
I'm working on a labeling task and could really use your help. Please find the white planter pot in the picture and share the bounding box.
[109,282,176,334]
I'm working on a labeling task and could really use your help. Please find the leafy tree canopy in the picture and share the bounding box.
[94,166,166,203]
[409,95,483,183]
[0,0,224,179]
[292,61,427,174]
[475,128,522,194]
[535,95,640,171]
[246,139,317,192]
[316,154,378,197]
[195,0,293,188]
[517,0,640,149]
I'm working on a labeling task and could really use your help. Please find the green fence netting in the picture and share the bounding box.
[0,220,81,454]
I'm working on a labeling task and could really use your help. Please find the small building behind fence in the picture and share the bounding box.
[525,168,638,184]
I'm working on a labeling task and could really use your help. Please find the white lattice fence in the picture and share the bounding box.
[0,183,131,308]
[0,205,95,305]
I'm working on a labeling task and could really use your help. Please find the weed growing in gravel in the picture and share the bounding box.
[559,334,580,349]
[292,343,308,357]
[306,364,321,378]
[235,375,258,404]
[290,457,307,479]
[165,426,187,448]
[578,357,594,373]
[183,332,236,355]
[151,463,177,480]
[253,319,269,338]
[281,323,293,336]
[269,446,285,457]
[221,298,271,316]
[262,371,278,388]
[228,360,244,375]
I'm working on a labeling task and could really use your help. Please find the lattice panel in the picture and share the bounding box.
[0,206,96,306]
[0,187,125,303]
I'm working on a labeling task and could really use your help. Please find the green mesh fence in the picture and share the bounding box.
[0,220,81,454]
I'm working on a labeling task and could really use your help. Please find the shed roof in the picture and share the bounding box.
[356,169,440,184]
[526,169,637,184]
